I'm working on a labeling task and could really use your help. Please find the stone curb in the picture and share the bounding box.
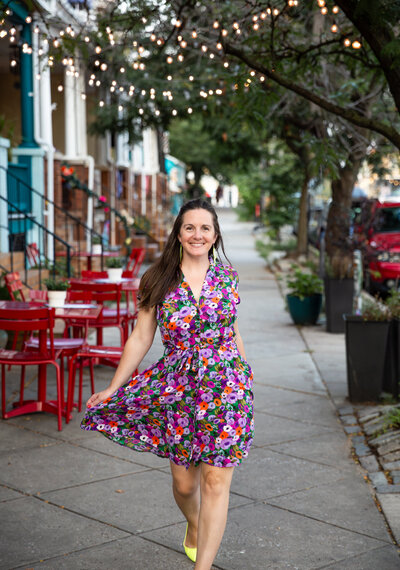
[337,405,400,494]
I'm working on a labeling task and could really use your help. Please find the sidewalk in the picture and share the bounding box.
[1,209,400,569]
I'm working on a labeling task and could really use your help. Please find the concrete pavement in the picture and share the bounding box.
[1,209,400,569]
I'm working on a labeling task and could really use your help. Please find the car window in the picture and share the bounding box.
[373,207,400,233]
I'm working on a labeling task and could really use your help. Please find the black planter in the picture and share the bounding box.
[324,278,354,333]
[286,293,322,325]
[345,315,391,402]
[383,319,400,400]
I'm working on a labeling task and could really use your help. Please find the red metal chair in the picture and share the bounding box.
[125,247,145,277]
[29,290,48,303]
[81,270,108,279]
[4,272,26,301]
[26,243,40,267]
[0,306,63,430]
[121,269,139,334]
[68,281,129,345]
[24,291,88,400]
[66,345,128,421]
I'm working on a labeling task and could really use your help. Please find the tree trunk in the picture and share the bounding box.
[325,161,360,278]
[296,170,310,255]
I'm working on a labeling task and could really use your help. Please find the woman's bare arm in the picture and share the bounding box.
[233,320,247,360]
[86,307,157,408]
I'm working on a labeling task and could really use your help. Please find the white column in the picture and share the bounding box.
[76,68,87,157]
[0,137,10,252]
[64,69,77,157]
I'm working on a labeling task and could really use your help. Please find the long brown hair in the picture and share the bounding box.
[139,199,229,308]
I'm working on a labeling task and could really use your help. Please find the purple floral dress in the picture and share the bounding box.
[81,260,254,468]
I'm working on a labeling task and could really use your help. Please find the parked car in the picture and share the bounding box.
[353,198,400,295]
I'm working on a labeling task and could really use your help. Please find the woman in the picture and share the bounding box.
[81,199,254,569]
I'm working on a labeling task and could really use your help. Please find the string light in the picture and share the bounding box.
[344,38,351,47]
[352,40,361,49]
[332,5,339,13]
[331,24,338,33]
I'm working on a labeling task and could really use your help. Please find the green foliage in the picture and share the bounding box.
[286,268,323,300]
[105,257,124,268]
[255,237,297,260]
[386,289,400,319]
[43,278,69,291]
[361,297,389,321]
[381,406,400,432]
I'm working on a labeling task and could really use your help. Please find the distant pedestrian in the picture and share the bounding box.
[81,199,254,569]
[216,185,223,204]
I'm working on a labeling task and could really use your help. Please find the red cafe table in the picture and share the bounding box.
[68,277,140,344]
[0,301,102,428]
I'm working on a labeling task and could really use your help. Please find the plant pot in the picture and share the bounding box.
[344,315,390,402]
[107,268,123,281]
[383,319,400,400]
[92,244,102,255]
[324,277,354,333]
[47,290,67,308]
[286,293,322,325]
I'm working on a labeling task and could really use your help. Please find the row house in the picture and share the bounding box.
[0,0,171,284]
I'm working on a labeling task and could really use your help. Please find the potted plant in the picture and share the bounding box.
[106,257,124,281]
[91,235,103,255]
[344,297,390,403]
[44,278,69,308]
[286,268,323,325]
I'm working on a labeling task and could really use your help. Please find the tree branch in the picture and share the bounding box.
[224,43,400,150]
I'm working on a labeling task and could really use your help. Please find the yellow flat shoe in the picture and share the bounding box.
[183,523,197,562]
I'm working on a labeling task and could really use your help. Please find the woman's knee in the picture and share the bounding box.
[200,467,233,498]
[171,468,199,497]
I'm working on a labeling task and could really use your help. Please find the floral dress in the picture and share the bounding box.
[81,260,254,468]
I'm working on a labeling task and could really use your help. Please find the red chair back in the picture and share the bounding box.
[26,243,40,267]
[0,306,56,357]
[4,272,26,302]
[126,248,145,276]
[29,290,48,303]
[66,290,93,303]
[69,281,122,316]
[81,270,108,279]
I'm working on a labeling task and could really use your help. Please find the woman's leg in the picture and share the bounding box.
[170,461,201,548]
[195,463,235,570]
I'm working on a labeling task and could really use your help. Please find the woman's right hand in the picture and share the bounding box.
[86,387,116,409]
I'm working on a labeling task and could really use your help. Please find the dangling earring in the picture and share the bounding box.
[213,245,218,263]
[179,244,183,262]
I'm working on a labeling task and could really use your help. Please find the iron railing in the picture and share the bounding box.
[0,194,72,287]
[2,165,105,275]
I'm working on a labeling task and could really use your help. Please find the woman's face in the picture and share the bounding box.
[178,208,217,261]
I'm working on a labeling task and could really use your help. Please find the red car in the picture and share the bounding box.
[355,198,400,294]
